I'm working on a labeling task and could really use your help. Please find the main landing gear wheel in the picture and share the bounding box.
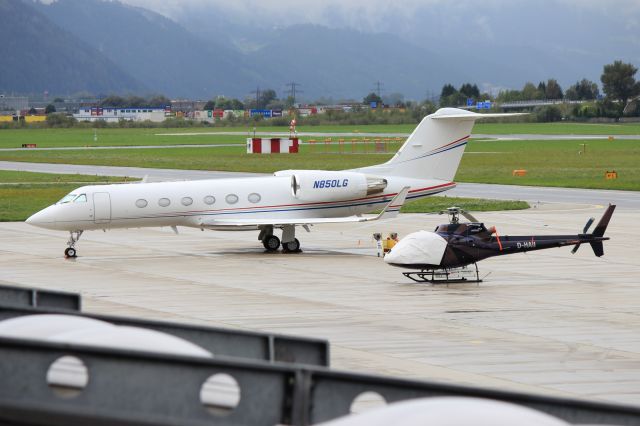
[263,235,281,252]
[64,247,77,258]
[282,238,301,253]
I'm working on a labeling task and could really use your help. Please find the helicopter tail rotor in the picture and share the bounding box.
[571,205,615,256]
[571,216,594,254]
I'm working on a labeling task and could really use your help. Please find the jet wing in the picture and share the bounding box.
[200,187,410,228]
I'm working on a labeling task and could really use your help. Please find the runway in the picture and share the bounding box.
[1,205,639,406]
[1,160,639,208]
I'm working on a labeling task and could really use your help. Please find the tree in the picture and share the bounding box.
[203,100,216,110]
[544,79,563,99]
[565,79,599,101]
[601,60,640,107]
[459,83,480,99]
[522,82,540,100]
[147,95,171,107]
[383,92,405,107]
[536,105,562,122]
[577,79,599,100]
[363,92,383,106]
[28,107,37,114]
[440,84,457,99]
[283,95,296,109]
[228,98,244,110]
[44,104,56,114]
[99,95,126,107]
[258,89,277,109]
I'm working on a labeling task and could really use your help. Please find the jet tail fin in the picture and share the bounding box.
[353,108,526,181]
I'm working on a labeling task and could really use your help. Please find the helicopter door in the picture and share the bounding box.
[93,192,111,224]
[463,229,481,261]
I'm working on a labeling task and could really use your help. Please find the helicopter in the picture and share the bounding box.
[384,204,616,283]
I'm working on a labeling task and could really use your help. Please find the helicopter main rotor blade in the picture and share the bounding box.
[462,211,479,223]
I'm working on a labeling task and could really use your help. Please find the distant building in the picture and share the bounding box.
[0,96,28,112]
[73,106,169,122]
[170,99,207,113]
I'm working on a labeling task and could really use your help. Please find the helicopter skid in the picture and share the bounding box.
[402,264,482,284]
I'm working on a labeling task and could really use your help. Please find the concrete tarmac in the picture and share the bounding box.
[1,204,639,406]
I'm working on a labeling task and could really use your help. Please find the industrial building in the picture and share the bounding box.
[72,106,170,123]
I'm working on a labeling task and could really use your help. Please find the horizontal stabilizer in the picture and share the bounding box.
[431,111,528,120]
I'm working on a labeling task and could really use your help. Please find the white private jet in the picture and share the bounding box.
[27,108,515,257]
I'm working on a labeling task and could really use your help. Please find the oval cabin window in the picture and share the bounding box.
[181,197,193,206]
[203,195,215,205]
[248,193,261,203]
[225,194,239,204]
[158,198,171,207]
[135,199,148,208]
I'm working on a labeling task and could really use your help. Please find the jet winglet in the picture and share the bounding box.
[369,186,410,221]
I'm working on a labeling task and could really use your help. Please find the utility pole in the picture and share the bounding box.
[285,82,303,106]
[373,81,384,98]
[250,86,261,109]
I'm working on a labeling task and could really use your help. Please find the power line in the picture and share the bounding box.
[372,81,384,98]
[285,82,303,105]
[250,86,261,108]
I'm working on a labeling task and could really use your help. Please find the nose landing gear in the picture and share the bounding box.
[65,230,83,258]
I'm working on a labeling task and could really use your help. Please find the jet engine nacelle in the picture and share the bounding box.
[274,170,387,202]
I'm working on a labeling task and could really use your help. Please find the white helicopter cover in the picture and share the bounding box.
[385,230,447,266]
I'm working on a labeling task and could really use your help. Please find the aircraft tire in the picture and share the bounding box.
[283,238,301,253]
[65,247,77,258]
[263,235,281,251]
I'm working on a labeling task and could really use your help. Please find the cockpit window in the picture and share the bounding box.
[57,193,77,204]
[73,194,87,203]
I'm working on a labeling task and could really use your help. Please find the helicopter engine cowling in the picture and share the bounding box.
[274,170,387,202]
[384,231,447,267]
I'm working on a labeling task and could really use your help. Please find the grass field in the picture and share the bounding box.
[400,196,528,213]
[0,138,637,190]
[459,138,639,190]
[0,128,248,148]
[0,171,136,222]
[1,121,640,149]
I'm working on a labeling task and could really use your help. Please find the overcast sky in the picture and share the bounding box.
[41,0,640,33]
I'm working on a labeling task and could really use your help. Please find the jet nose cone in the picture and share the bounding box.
[25,207,56,229]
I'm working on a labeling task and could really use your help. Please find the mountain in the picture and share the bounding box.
[6,0,638,100]
[34,0,268,99]
[0,0,144,96]
[30,0,467,100]
[247,25,464,100]
[175,1,640,96]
